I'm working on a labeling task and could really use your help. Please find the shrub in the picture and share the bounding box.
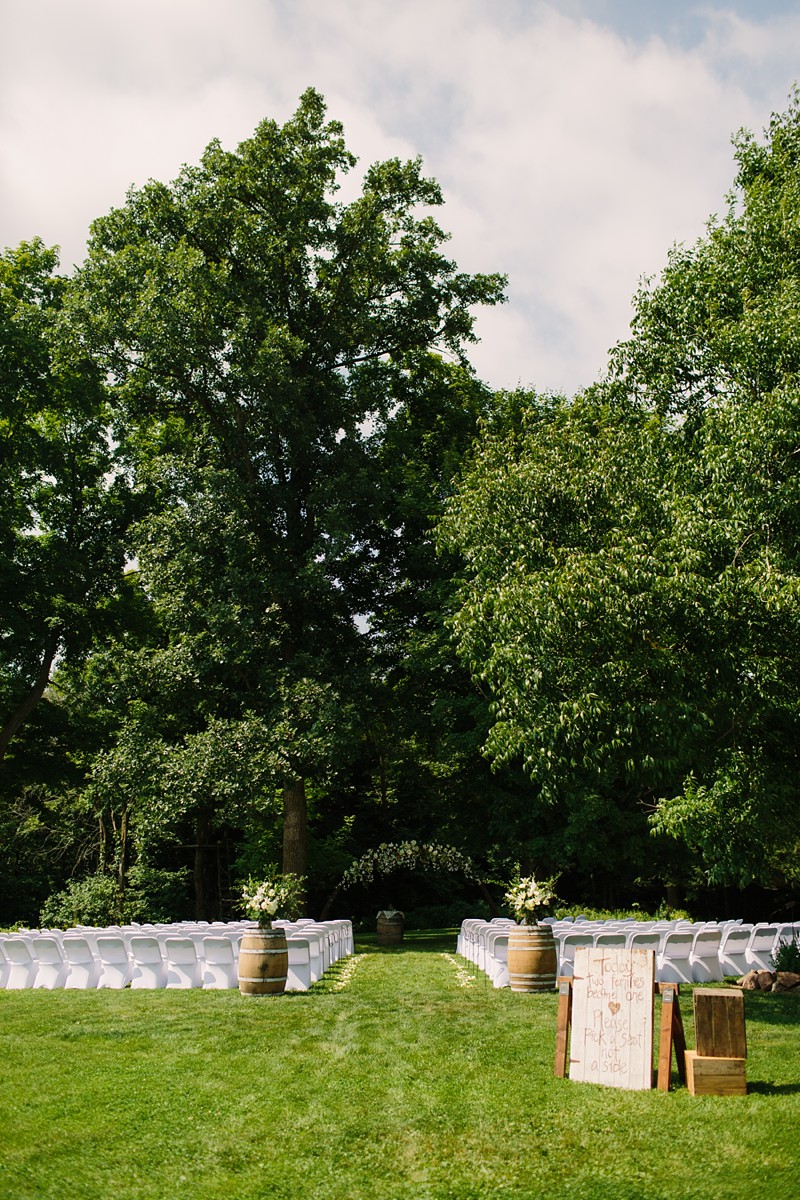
[125,865,191,923]
[40,866,191,928]
[40,873,122,928]
[772,934,800,974]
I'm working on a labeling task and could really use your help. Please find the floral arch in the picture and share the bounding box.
[320,840,494,919]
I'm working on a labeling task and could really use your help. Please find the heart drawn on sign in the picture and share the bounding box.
[608,1001,621,1015]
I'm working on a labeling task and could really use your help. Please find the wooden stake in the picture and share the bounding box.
[657,983,686,1091]
[554,976,573,1078]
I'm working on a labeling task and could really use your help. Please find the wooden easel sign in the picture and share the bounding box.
[566,947,655,1091]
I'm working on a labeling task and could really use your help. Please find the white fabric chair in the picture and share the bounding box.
[95,936,133,988]
[718,924,753,977]
[689,926,723,983]
[130,936,168,989]
[31,935,68,989]
[475,924,494,974]
[324,923,342,966]
[308,925,333,972]
[593,932,628,950]
[485,932,510,988]
[339,920,355,956]
[626,930,662,955]
[556,932,594,978]
[746,924,781,973]
[714,921,753,979]
[303,930,326,982]
[656,931,694,984]
[201,936,239,989]
[1,936,38,988]
[163,937,202,988]
[286,937,312,991]
[458,920,484,962]
[62,936,101,989]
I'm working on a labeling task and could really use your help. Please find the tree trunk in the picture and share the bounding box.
[116,807,130,895]
[194,807,213,920]
[282,776,308,911]
[319,883,341,922]
[0,639,59,764]
[479,880,501,918]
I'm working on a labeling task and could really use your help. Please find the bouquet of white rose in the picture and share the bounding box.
[241,874,305,928]
[504,873,557,925]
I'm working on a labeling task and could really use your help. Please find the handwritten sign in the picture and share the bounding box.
[568,947,654,1090]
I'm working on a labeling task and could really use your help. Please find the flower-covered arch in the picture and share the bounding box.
[320,840,492,919]
[340,840,478,889]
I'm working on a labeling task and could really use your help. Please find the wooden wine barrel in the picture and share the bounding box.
[238,928,288,996]
[507,924,557,992]
[376,914,404,946]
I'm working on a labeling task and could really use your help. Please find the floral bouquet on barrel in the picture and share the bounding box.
[241,873,305,929]
[504,872,558,925]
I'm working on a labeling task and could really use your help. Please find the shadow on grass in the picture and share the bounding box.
[747,1080,800,1095]
[741,991,800,1026]
[354,928,458,954]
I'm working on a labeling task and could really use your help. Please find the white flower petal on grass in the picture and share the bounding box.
[327,954,366,992]
[441,952,476,989]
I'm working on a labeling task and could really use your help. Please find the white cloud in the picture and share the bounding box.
[1,0,797,394]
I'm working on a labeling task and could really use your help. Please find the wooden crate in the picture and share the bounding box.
[685,1050,747,1096]
[693,988,746,1059]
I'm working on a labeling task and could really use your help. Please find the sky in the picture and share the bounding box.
[2,0,799,396]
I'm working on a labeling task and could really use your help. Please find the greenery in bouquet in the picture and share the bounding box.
[241,873,305,928]
[504,872,558,925]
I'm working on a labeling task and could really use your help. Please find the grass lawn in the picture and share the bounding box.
[0,929,797,1200]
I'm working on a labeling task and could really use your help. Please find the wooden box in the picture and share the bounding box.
[693,988,746,1059]
[684,1050,747,1096]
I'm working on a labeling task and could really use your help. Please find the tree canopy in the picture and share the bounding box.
[441,96,800,895]
[63,87,505,913]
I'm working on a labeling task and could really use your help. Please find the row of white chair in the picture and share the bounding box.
[458,919,799,988]
[0,919,353,992]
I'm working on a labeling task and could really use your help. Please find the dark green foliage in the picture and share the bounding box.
[0,240,131,763]
[38,866,191,928]
[772,933,800,973]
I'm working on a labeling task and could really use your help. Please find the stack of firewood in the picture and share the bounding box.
[736,970,800,992]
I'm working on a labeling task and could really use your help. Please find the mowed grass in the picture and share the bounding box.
[0,929,798,1200]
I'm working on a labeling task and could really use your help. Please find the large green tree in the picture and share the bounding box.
[74,88,505,888]
[442,95,800,896]
[439,389,685,893]
[0,239,130,765]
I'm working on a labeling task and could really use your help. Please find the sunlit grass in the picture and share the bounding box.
[1,929,797,1199]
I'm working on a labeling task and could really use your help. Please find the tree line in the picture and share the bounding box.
[2,88,799,926]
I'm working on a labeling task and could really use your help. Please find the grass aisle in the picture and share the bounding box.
[0,931,798,1199]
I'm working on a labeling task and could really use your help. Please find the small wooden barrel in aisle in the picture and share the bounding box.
[376,910,404,946]
[238,927,289,996]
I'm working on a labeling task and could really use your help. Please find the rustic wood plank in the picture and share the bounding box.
[657,984,677,1091]
[694,988,746,1059]
[656,983,687,1090]
[568,951,591,1083]
[685,1050,747,1096]
[568,947,654,1090]
[554,977,572,1078]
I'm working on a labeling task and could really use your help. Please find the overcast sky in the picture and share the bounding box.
[2,0,799,395]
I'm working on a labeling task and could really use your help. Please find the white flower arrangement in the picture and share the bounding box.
[504,873,557,925]
[340,841,478,890]
[241,874,305,928]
